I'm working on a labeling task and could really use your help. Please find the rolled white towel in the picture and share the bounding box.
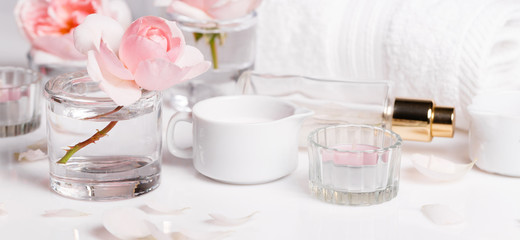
[386,0,520,129]
[255,0,520,130]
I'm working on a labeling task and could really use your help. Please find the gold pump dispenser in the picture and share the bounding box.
[391,98,455,142]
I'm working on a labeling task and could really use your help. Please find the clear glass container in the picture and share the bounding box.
[308,124,402,205]
[0,67,42,137]
[165,12,257,111]
[44,71,162,200]
[237,72,455,145]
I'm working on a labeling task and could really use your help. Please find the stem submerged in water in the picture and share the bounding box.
[193,32,222,69]
[209,33,219,69]
[57,106,123,164]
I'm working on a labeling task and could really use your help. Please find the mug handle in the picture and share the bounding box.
[166,111,193,159]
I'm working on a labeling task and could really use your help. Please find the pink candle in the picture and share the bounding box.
[321,144,388,166]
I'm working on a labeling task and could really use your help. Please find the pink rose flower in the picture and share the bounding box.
[15,0,131,60]
[162,0,262,20]
[74,14,210,106]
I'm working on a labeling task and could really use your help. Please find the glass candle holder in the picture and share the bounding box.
[0,67,42,137]
[165,12,257,111]
[44,71,162,200]
[308,124,402,205]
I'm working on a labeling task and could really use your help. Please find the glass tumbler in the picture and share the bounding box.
[308,124,402,205]
[165,11,257,111]
[44,71,162,200]
[0,67,42,137]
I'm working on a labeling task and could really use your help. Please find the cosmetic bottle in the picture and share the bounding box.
[236,72,455,145]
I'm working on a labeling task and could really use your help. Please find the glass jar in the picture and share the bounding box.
[44,71,162,200]
[237,72,455,146]
[165,11,257,111]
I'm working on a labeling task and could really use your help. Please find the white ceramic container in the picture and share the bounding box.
[167,95,313,184]
[468,91,520,177]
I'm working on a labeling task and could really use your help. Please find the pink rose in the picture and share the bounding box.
[163,0,262,20]
[15,0,131,60]
[74,14,210,106]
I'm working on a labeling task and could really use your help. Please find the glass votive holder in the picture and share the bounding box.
[308,124,402,205]
[0,67,42,137]
[44,71,162,200]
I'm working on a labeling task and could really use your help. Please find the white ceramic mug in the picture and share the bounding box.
[166,95,313,184]
[468,91,520,177]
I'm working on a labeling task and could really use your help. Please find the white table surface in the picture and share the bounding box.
[1,1,520,239]
[1,107,520,240]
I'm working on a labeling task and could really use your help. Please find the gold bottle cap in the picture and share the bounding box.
[391,98,455,142]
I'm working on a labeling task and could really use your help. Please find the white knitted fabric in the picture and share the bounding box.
[386,0,520,129]
[255,0,348,78]
[255,0,520,130]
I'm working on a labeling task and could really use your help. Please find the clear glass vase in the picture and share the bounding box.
[44,71,162,200]
[165,12,257,111]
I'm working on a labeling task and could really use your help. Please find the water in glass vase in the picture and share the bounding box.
[45,72,162,201]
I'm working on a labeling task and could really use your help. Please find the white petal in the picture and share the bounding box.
[146,221,171,240]
[42,209,90,217]
[421,204,464,225]
[154,0,172,7]
[208,211,258,226]
[87,49,141,106]
[411,154,476,181]
[167,1,213,21]
[74,14,125,54]
[27,138,47,153]
[0,203,7,216]
[103,207,151,239]
[106,0,132,29]
[16,149,47,162]
[170,230,234,240]
[144,200,190,215]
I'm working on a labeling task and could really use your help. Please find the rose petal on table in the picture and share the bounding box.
[42,209,90,217]
[16,149,47,162]
[208,211,258,226]
[411,153,476,181]
[0,203,7,216]
[146,221,171,240]
[421,204,464,225]
[103,207,151,239]
[170,230,234,240]
[144,200,190,215]
[27,138,47,153]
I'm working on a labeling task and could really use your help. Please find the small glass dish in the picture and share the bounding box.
[0,67,42,137]
[308,124,402,205]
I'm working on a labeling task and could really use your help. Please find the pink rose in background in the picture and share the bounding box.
[15,0,131,60]
[161,0,262,20]
[74,14,210,106]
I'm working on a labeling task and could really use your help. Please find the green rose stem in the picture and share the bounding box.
[57,106,123,164]
[193,32,221,69]
[209,34,218,69]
